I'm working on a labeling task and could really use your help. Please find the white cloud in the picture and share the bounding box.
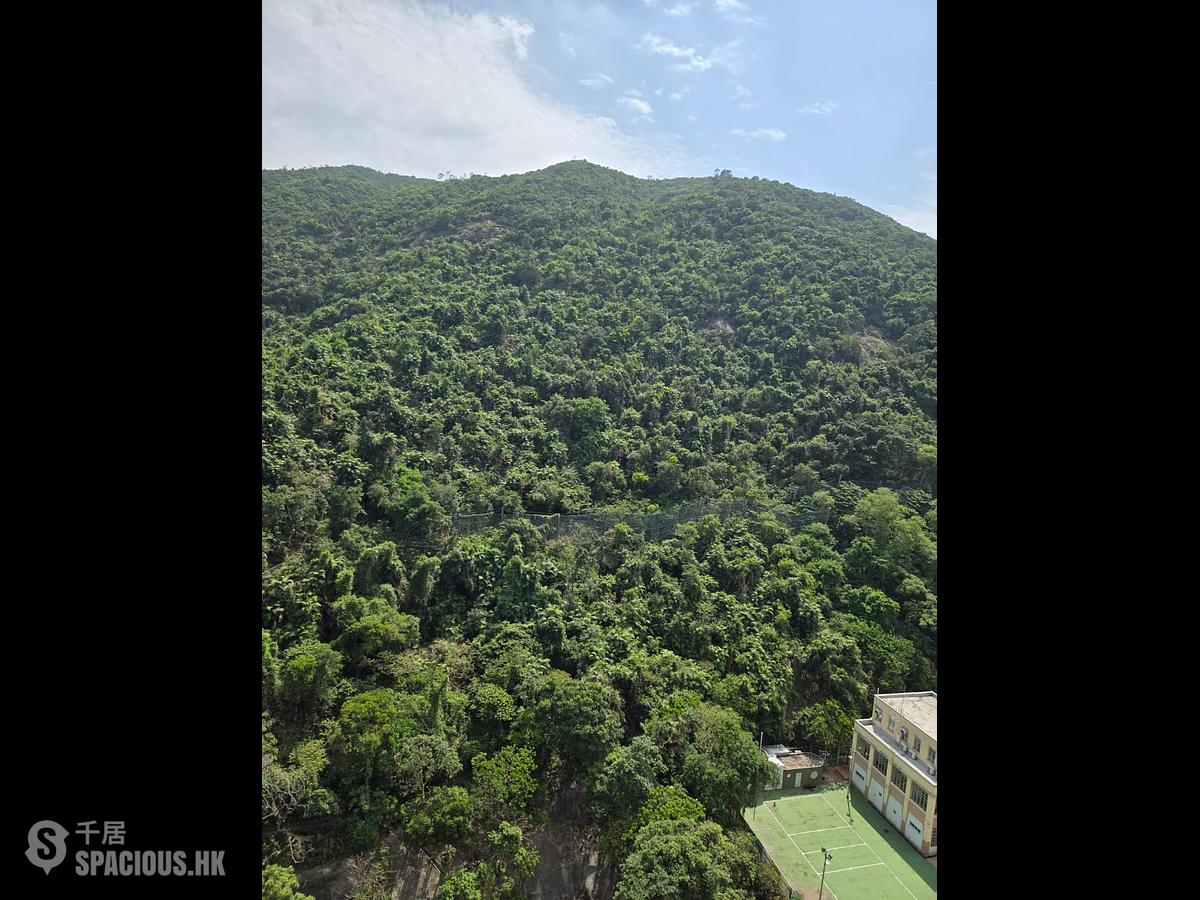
[665,1,698,15]
[499,18,533,59]
[263,0,695,179]
[638,33,742,74]
[708,41,745,75]
[732,83,751,98]
[714,0,764,25]
[639,33,710,71]
[669,92,684,100]
[731,127,786,141]
[559,32,576,56]
[618,96,655,121]
[798,100,838,115]
[580,73,614,88]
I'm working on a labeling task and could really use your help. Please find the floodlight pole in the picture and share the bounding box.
[817,847,833,900]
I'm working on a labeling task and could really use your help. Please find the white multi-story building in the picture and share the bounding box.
[851,691,937,856]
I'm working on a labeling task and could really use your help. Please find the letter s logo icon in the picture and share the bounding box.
[26,820,68,874]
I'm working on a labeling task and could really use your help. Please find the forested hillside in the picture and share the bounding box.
[262,161,937,900]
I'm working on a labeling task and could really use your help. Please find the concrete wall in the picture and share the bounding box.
[780,766,823,789]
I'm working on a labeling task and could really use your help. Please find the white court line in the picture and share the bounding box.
[820,793,920,900]
[763,801,840,900]
[827,863,885,874]
[805,843,867,854]
[789,825,853,836]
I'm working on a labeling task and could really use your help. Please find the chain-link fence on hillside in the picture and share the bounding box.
[406,476,934,553]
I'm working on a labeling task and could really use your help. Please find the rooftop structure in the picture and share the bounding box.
[761,745,826,791]
[877,692,937,741]
[776,751,824,771]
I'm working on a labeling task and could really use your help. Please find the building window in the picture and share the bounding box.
[913,737,922,753]
[888,717,895,732]
[891,768,908,792]
[874,707,882,720]
[872,749,889,776]
[928,748,936,765]
[900,727,908,743]
[911,784,929,811]
[857,740,871,759]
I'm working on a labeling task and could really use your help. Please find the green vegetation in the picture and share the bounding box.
[262,161,936,898]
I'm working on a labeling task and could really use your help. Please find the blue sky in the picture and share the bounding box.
[263,1,936,236]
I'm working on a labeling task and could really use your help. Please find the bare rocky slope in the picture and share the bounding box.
[298,788,614,900]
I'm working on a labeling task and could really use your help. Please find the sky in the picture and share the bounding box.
[263,0,936,237]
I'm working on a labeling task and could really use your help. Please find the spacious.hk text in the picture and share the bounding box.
[75,850,225,877]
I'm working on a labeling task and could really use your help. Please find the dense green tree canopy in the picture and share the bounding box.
[261,162,936,898]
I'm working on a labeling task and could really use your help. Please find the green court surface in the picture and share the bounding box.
[742,784,937,900]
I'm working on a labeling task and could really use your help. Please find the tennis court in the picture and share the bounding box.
[742,784,937,900]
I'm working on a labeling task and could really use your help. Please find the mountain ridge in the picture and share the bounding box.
[262,160,935,241]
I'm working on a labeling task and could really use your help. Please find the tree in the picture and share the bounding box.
[646,698,772,825]
[471,745,538,827]
[405,785,473,848]
[394,732,462,802]
[467,681,517,751]
[832,614,919,695]
[263,630,280,709]
[678,713,772,825]
[329,689,404,826]
[277,640,343,728]
[792,628,868,711]
[436,865,484,900]
[262,863,315,900]
[485,822,540,896]
[790,699,853,754]
[593,736,666,819]
[613,819,746,900]
[591,736,667,853]
[331,595,421,666]
[584,460,627,500]
[852,489,936,586]
[841,585,900,629]
[408,554,442,609]
[623,785,706,849]
[535,671,624,777]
